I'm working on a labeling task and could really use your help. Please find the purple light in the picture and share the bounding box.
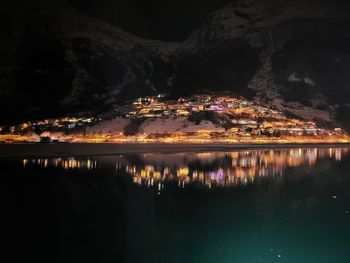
[210,105,223,111]
[215,169,224,180]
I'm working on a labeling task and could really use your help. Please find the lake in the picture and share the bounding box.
[2,146,350,263]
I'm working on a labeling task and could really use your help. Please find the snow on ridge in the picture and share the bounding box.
[60,4,180,58]
[17,0,348,60]
[177,0,347,56]
[20,1,179,59]
[304,77,316,86]
[288,73,302,82]
[287,73,316,86]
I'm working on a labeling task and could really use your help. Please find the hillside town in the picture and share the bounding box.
[0,95,349,143]
[127,95,330,136]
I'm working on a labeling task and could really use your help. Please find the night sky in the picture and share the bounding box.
[67,0,233,41]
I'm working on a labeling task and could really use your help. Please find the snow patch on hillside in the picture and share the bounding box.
[140,117,225,134]
[86,119,129,135]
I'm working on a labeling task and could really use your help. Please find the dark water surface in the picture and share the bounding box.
[2,147,350,263]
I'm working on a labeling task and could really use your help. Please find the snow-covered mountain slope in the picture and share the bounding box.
[171,0,350,126]
[0,0,179,122]
[1,0,350,129]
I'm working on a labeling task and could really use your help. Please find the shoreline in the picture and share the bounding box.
[0,142,350,158]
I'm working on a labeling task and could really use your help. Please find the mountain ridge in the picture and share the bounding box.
[0,0,349,129]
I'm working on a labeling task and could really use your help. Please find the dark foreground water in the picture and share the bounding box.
[2,147,350,263]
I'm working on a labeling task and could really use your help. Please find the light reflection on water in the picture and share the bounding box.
[22,147,349,189]
[5,146,350,263]
[23,157,98,170]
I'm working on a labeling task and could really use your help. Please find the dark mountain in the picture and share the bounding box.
[1,0,350,129]
[0,0,177,122]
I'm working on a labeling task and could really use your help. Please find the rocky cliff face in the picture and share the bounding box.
[1,0,350,128]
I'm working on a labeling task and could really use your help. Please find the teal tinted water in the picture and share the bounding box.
[2,147,350,263]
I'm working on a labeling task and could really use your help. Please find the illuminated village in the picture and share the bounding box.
[1,94,349,144]
[22,148,348,189]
